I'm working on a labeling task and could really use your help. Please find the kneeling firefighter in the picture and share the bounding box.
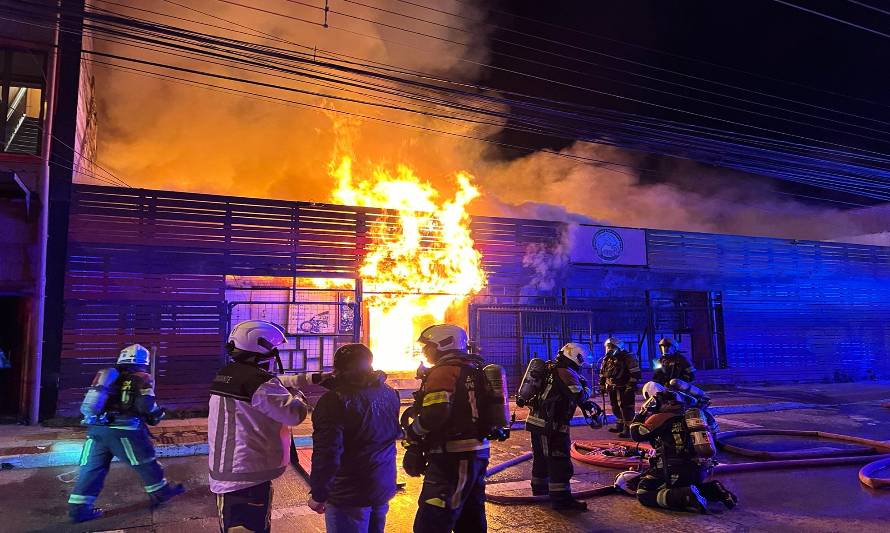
[628,381,738,514]
[402,324,510,533]
[518,343,598,511]
[209,320,309,533]
[68,344,185,523]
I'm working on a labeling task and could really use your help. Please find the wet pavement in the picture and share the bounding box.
[2,381,888,532]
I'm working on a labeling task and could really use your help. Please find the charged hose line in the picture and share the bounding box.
[483,429,890,504]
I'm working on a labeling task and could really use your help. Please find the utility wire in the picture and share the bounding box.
[6,1,888,200]
[846,0,890,17]
[437,0,890,109]
[375,0,890,128]
[771,0,890,39]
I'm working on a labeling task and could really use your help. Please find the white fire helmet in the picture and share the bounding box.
[558,342,589,367]
[604,337,624,352]
[117,344,151,367]
[642,381,666,401]
[228,320,287,357]
[614,470,642,495]
[417,324,468,353]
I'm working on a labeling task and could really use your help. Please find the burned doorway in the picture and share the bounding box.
[648,290,726,371]
[224,276,360,373]
[0,296,30,421]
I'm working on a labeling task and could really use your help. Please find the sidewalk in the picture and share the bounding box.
[2,381,888,469]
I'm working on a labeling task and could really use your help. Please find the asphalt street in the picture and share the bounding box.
[2,383,888,532]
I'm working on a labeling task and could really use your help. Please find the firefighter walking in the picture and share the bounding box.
[519,343,595,511]
[67,344,184,523]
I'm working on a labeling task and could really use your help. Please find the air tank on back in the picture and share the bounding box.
[482,364,510,441]
[516,357,547,408]
[80,367,120,425]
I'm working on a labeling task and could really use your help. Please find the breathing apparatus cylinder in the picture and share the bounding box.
[669,378,709,405]
[516,357,547,408]
[482,364,511,441]
[80,367,120,424]
[684,407,717,458]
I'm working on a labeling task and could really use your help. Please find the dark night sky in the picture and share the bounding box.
[484,0,890,206]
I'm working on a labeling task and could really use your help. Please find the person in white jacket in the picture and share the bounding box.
[209,320,309,533]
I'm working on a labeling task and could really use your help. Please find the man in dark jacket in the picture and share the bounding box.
[598,337,641,438]
[308,343,402,533]
[653,338,696,386]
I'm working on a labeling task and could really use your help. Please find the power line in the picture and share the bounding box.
[10,1,890,200]
[846,0,890,17]
[436,0,890,109]
[387,0,890,121]
[199,0,890,153]
[771,0,890,39]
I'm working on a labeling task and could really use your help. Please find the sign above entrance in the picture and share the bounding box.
[569,225,647,266]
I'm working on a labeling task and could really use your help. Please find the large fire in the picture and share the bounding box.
[330,156,487,370]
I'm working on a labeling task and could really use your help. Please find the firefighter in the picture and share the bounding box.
[652,338,696,386]
[406,324,492,533]
[629,382,738,513]
[524,343,594,511]
[68,344,185,523]
[598,337,641,438]
[209,320,309,533]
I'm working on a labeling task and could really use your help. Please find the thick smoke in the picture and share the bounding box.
[476,142,876,243]
[93,0,884,246]
[94,0,495,200]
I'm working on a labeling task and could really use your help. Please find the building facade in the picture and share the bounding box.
[0,1,92,422]
[48,184,890,417]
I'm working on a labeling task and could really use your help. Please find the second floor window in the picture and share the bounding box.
[2,49,46,156]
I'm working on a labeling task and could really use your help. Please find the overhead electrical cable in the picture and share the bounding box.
[8,0,890,200]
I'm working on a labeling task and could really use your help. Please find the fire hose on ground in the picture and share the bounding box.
[483,431,890,504]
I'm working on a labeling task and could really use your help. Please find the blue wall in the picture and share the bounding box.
[476,228,890,383]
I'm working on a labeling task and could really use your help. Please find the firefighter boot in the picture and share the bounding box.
[552,497,588,512]
[69,504,103,523]
[700,480,739,509]
[149,483,185,508]
[672,485,709,514]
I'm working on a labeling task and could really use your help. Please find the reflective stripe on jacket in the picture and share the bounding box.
[208,361,308,493]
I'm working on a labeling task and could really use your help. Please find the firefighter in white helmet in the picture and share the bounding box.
[628,383,738,513]
[209,320,309,533]
[68,344,185,523]
[598,337,641,438]
[523,342,594,511]
[407,324,500,532]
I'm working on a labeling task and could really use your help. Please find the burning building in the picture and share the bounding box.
[36,175,889,418]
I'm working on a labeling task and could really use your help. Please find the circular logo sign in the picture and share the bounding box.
[593,229,623,262]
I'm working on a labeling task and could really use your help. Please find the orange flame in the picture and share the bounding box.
[331,155,486,370]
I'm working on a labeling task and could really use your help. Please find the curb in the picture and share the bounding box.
[0,402,820,469]
[0,435,315,470]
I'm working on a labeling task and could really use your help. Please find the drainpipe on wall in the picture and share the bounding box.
[30,158,49,425]
[29,14,61,425]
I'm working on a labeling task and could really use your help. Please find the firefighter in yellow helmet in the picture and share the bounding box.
[653,338,696,386]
